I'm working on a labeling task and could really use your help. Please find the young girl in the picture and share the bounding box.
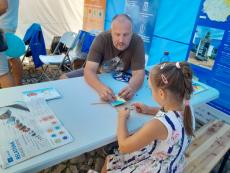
[102,62,194,173]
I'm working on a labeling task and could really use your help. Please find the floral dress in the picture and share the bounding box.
[106,110,191,173]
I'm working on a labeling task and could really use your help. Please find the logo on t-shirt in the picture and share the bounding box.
[101,56,124,73]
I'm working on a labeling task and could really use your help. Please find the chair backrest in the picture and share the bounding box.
[23,23,42,45]
[68,30,95,60]
[23,23,46,68]
[78,30,95,54]
[59,32,78,49]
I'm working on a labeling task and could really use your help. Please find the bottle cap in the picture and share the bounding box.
[164,51,169,55]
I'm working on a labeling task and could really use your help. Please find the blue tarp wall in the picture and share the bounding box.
[104,0,201,65]
[104,0,230,116]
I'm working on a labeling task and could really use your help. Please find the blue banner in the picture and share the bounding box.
[125,0,159,54]
[187,0,230,115]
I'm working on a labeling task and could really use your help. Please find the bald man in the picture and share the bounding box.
[61,14,145,102]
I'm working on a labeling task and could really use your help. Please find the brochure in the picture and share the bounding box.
[22,87,61,101]
[192,81,208,95]
[0,98,73,169]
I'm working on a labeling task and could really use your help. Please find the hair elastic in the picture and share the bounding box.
[160,63,166,70]
[161,74,168,84]
[176,62,181,69]
[185,100,190,106]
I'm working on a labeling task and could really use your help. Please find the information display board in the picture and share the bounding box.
[187,0,230,115]
[125,0,159,54]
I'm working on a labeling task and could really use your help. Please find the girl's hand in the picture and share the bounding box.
[118,107,130,120]
[132,102,149,114]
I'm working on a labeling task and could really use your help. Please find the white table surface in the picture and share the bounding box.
[0,74,219,173]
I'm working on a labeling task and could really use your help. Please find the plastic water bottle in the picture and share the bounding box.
[160,51,170,63]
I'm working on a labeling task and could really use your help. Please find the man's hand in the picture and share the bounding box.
[84,61,116,102]
[98,85,116,102]
[118,69,145,100]
[118,85,135,100]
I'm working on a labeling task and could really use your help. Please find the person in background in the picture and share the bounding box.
[60,14,145,102]
[0,0,15,88]
[101,62,194,173]
[0,0,23,86]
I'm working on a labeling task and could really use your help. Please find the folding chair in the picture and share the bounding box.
[39,31,78,80]
[68,30,96,70]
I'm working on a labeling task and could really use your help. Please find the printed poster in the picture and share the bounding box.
[187,0,230,115]
[0,99,73,169]
[83,0,106,32]
[125,0,160,54]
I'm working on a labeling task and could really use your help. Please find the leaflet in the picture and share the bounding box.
[22,87,61,101]
[0,98,73,169]
[192,81,208,95]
